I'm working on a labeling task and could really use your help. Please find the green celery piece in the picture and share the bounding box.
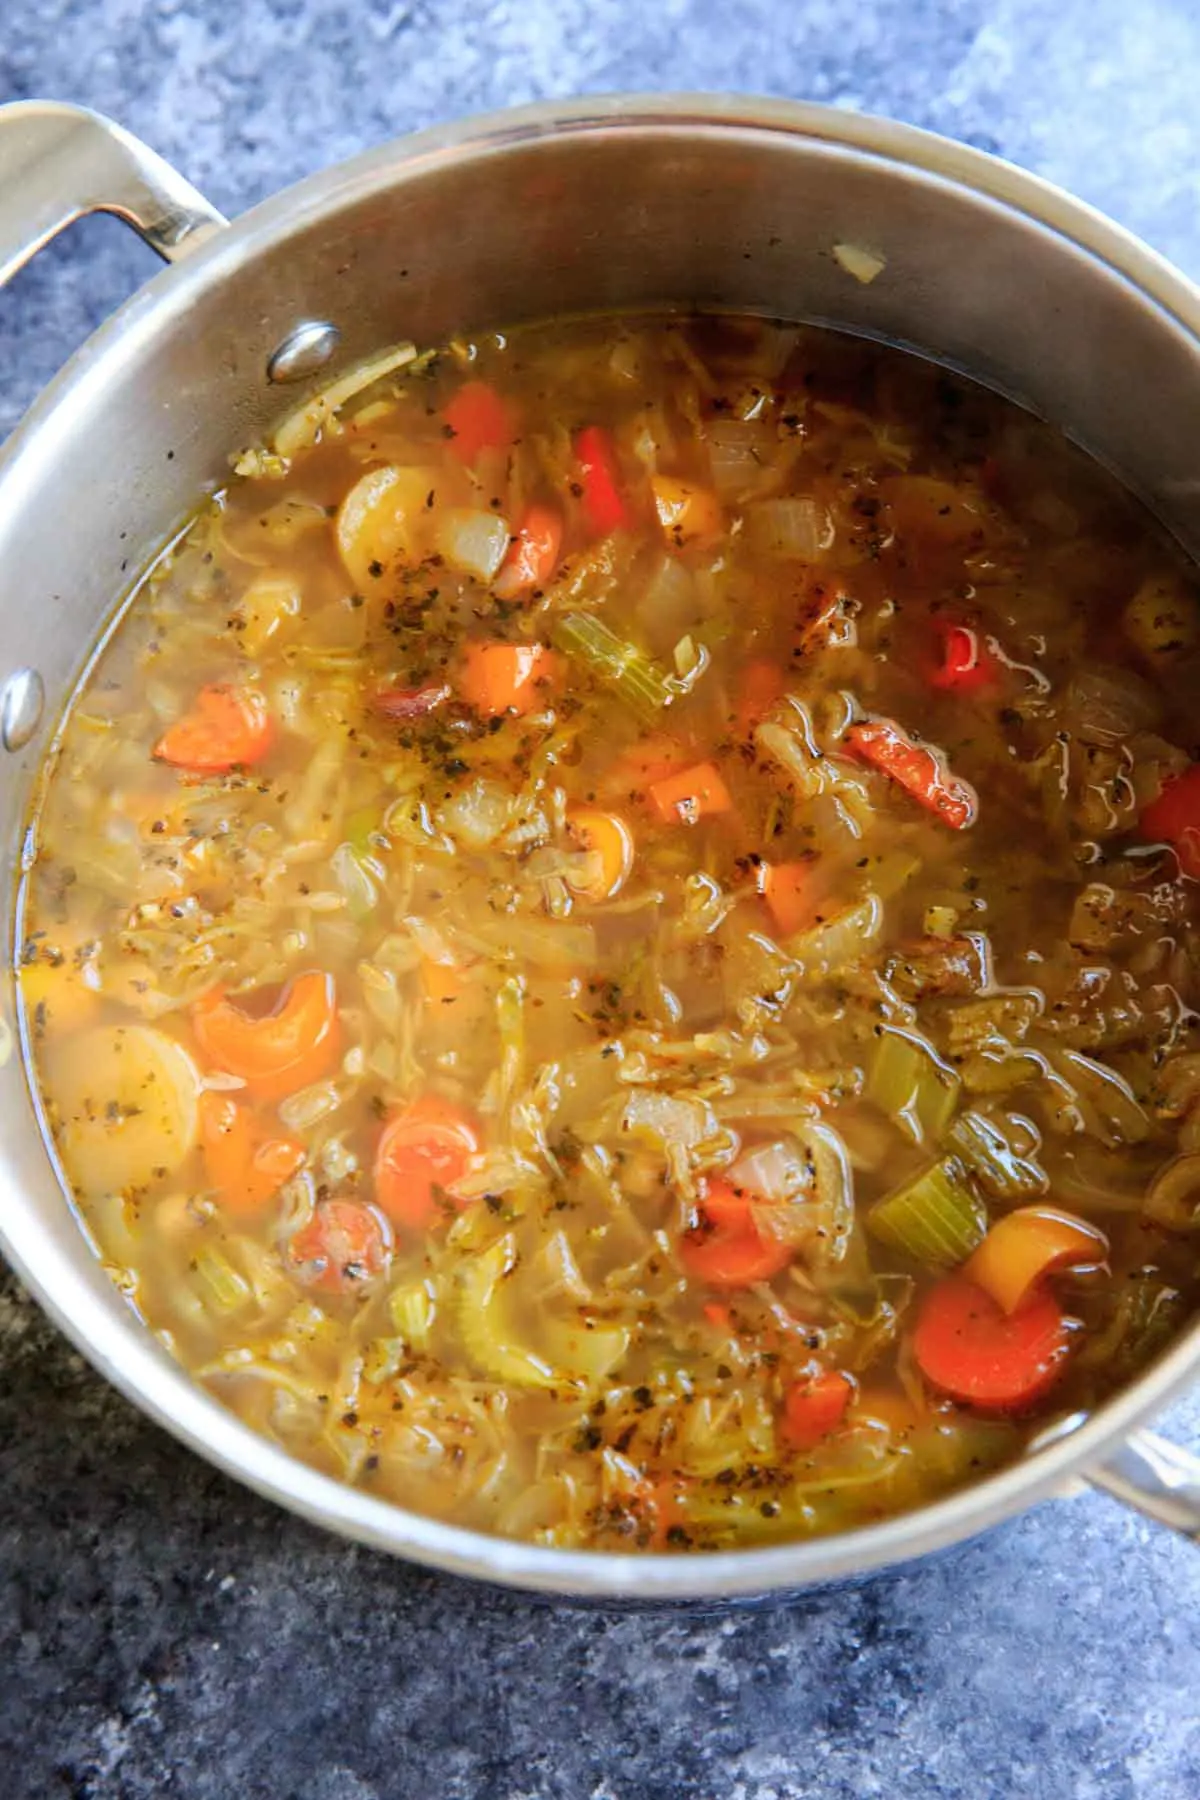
[551,611,676,721]
[867,1158,987,1268]
[193,1245,252,1314]
[388,1281,435,1350]
[945,1109,1047,1202]
[868,1026,960,1147]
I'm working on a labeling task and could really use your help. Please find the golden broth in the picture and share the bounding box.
[17,315,1200,1551]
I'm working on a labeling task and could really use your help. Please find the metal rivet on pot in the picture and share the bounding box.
[1,667,44,752]
[267,321,341,384]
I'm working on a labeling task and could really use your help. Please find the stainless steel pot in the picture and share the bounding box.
[2,94,1199,1600]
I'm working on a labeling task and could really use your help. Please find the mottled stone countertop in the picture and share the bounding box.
[4,4,1200,1795]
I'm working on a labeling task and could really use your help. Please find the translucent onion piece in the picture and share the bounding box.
[435,508,511,582]
[745,497,834,561]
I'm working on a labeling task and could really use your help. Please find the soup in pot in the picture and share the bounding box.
[17,314,1200,1551]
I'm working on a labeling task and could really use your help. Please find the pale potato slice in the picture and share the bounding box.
[335,465,437,591]
[49,1025,201,1197]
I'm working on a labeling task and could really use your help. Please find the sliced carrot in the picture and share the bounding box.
[846,718,977,830]
[733,658,784,738]
[929,623,997,693]
[648,760,732,826]
[374,1094,481,1230]
[154,684,273,773]
[913,1274,1071,1412]
[965,1207,1108,1316]
[703,1301,733,1333]
[192,971,341,1103]
[679,1178,795,1288]
[608,733,691,798]
[651,475,722,547]
[443,380,514,465]
[459,641,557,716]
[493,504,564,599]
[565,807,635,901]
[782,1371,853,1451]
[288,1199,391,1295]
[575,425,627,536]
[758,860,814,938]
[199,1091,304,1215]
[854,1386,920,1436]
[1140,764,1200,878]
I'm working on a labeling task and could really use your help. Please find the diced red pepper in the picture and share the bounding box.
[733,658,785,739]
[574,426,627,536]
[929,624,996,693]
[1140,764,1200,877]
[846,718,977,830]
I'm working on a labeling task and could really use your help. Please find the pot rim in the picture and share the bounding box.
[5,91,1200,1599]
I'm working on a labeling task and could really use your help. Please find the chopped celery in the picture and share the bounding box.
[867,1027,960,1146]
[867,1158,987,1268]
[496,975,526,1116]
[551,611,677,720]
[1080,1273,1186,1379]
[946,1109,1047,1202]
[388,1280,436,1350]
[458,1234,629,1390]
[193,1245,252,1314]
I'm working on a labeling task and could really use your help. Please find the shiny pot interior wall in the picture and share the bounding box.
[3,102,1200,1594]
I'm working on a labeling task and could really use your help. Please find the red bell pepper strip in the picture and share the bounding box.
[574,426,627,535]
[1140,764,1200,877]
[846,718,978,830]
[929,624,996,693]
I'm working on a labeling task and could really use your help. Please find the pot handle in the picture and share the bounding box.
[1086,1428,1200,1542]
[0,99,226,289]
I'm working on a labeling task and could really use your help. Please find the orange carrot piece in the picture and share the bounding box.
[373,1094,481,1230]
[443,380,514,465]
[913,1274,1071,1412]
[199,1092,305,1215]
[288,1199,391,1294]
[154,684,273,773]
[607,734,691,799]
[575,426,627,536]
[493,504,563,599]
[651,475,722,546]
[782,1371,853,1451]
[965,1207,1107,1316]
[192,971,341,1103]
[845,718,977,830]
[565,807,635,901]
[758,860,814,938]
[733,658,785,738]
[459,641,557,716]
[679,1178,794,1288]
[648,760,732,826]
